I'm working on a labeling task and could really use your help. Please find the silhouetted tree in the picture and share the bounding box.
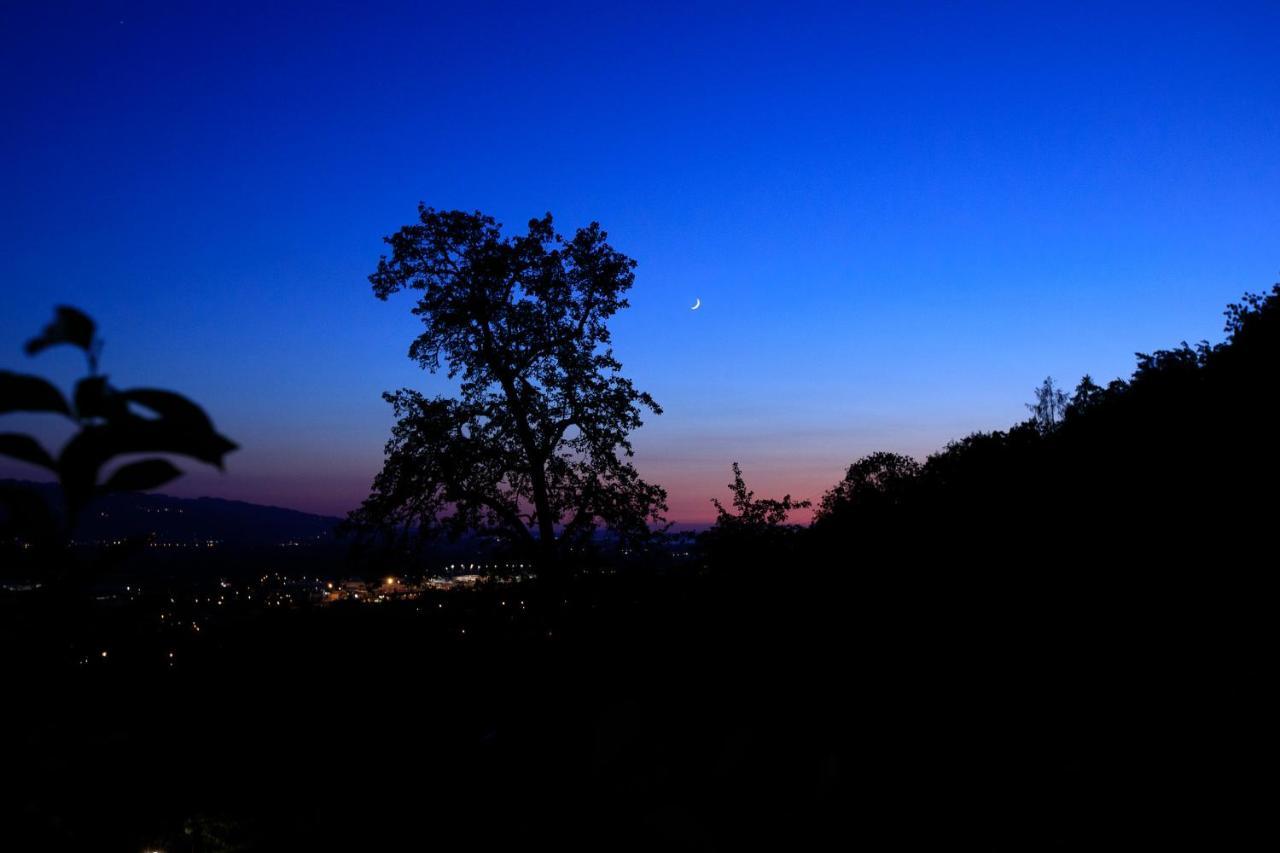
[702,462,810,569]
[1067,374,1104,417]
[813,451,920,524]
[710,462,810,532]
[1026,376,1069,433]
[348,208,667,570]
[0,306,236,564]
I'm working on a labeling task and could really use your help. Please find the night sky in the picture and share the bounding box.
[2,2,1277,522]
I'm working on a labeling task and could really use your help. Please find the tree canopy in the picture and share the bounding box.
[812,451,921,525]
[710,462,811,532]
[349,207,667,567]
[1026,376,1070,433]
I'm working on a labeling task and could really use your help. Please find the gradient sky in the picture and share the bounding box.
[2,1,1278,522]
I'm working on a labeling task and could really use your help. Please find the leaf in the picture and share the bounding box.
[25,306,97,356]
[100,459,183,493]
[62,418,237,472]
[74,376,127,421]
[0,433,57,470]
[57,418,236,516]
[0,371,73,416]
[122,389,214,430]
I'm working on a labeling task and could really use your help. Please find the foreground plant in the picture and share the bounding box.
[0,306,236,546]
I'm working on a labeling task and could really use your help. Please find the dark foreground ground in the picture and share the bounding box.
[2,562,1269,851]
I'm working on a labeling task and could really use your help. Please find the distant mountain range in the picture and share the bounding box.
[1,479,343,547]
[2,479,709,555]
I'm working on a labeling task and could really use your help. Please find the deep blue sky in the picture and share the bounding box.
[3,1,1277,520]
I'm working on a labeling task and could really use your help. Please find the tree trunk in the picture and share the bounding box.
[529,465,559,577]
[496,370,560,579]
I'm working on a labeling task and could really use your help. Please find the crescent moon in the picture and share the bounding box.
[691,298,701,310]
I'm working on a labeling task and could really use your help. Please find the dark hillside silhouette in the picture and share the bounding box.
[3,285,1275,850]
[798,282,1279,573]
[0,479,340,548]
[784,282,1278,848]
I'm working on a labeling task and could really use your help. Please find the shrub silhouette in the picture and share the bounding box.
[702,462,809,568]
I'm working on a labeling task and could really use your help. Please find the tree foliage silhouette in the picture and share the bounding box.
[710,462,810,531]
[0,306,237,551]
[348,207,667,567]
[802,281,1280,571]
[813,451,920,525]
[1026,375,1070,433]
[702,462,810,567]
[1067,374,1104,418]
